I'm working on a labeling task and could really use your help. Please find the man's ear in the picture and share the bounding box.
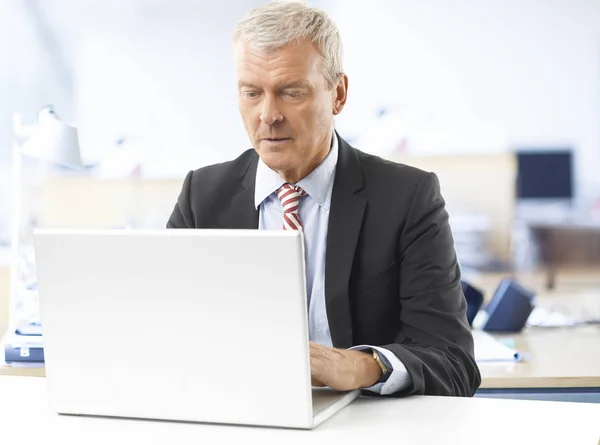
[333,74,348,116]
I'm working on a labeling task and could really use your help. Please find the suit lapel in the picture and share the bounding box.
[325,134,366,348]
[229,153,260,229]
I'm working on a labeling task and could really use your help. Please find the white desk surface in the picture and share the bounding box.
[1,376,599,445]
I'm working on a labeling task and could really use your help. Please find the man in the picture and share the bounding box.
[167,0,481,397]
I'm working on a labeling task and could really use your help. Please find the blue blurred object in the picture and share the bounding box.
[483,278,535,332]
[461,281,484,327]
[4,343,44,362]
[516,149,573,200]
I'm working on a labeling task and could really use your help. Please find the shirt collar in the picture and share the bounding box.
[254,131,339,210]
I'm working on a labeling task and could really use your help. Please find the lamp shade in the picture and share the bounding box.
[20,114,82,168]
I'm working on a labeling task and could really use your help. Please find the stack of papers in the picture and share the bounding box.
[526,307,578,328]
[472,330,521,363]
[4,331,44,349]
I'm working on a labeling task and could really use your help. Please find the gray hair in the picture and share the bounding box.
[233,1,343,89]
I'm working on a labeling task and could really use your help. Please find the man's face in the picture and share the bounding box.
[234,39,346,182]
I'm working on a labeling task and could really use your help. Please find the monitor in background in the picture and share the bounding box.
[516,150,573,200]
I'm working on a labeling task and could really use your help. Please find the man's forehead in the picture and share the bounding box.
[234,40,325,87]
[235,39,323,69]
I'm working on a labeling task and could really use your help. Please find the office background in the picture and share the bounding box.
[0,0,600,379]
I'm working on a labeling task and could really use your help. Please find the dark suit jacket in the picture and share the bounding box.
[167,133,481,397]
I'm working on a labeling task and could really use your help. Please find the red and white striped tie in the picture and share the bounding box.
[277,184,306,231]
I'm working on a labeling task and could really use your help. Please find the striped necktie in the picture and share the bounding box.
[276,183,307,230]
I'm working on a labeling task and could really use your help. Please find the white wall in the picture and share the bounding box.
[320,0,600,205]
[67,1,600,205]
[75,0,265,178]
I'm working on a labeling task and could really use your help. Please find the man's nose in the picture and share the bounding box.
[260,97,283,126]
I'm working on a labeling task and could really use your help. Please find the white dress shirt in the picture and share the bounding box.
[253,133,411,395]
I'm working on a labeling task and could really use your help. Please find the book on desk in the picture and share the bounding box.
[2,322,45,365]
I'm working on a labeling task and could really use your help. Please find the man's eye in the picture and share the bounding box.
[243,91,259,99]
[285,91,303,98]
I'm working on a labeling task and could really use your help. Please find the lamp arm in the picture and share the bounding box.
[8,138,23,335]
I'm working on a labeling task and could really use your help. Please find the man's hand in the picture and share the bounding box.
[310,342,382,391]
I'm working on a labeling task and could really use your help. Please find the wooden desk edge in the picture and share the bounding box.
[481,376,600,389]
[0,364,46,377]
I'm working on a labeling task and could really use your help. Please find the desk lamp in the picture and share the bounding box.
[9,106,82,335]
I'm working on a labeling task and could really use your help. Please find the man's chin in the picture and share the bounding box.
[256,150,293,172]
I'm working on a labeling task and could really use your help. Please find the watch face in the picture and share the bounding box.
[373,350,389,381]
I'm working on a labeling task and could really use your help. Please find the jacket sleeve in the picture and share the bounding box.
[166,170,195,229]
[382,172,481,397]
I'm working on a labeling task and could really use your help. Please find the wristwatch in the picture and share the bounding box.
[372,349,391,383]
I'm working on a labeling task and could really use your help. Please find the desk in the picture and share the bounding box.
[0,362,45,377]
[481,326,600,389]
[4,326,600,392]
[477,325,600,402]
[468,269,600,402]
[1,376,599,445]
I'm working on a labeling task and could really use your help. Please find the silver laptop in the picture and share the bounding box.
[33,229,359,429]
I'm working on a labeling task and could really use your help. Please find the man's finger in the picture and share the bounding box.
[310,349,326,376]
